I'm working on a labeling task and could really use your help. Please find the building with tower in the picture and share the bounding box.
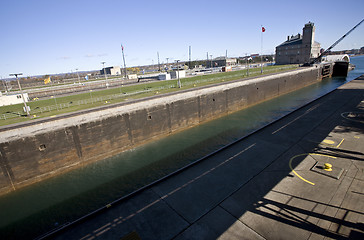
[275,22,321,64]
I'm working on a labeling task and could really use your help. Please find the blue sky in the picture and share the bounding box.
[1,0,363,77]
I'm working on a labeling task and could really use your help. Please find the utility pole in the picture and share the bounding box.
[1,77,9,94]
[101,61,108,88]
[189,46,191,69]
[206,52,209,68]
[246,54,249,76]
[121,44,127,78]
[157,52,161,72]
[175,60,181,88]
[261,25,265,74]
[210,55,213,70]
[9,73,30,116]
[76,68,80,84]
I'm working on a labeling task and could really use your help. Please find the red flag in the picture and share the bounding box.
[121,44,124,51]
[262,26,266,32]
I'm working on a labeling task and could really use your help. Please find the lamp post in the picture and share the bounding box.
[157,52,161,72]
[210,55,213,71]
[246,55,252,76]
[245,54,248,76]
[261,25,264,74]
[175,60,181,88]
[1,77,8,94]
[206,52,208,68]
[101,61,108,88]
[121,44,127,79]
[9,73,30,116]
[76,68,80,84]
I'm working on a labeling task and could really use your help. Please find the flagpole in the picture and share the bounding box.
[261,25,263,74]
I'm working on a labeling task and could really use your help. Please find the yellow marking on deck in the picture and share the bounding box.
[289,153,337,186]
[336,139,345,148]
[289,154,315,186]
[322,139,335,145]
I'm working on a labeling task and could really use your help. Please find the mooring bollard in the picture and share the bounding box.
[324,163,333,172]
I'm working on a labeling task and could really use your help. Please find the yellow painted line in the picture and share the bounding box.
[289,154,315,186]
[288,153,337,186]
[322,139,335,145]
[336,139,344,148]
[291,168,315,185]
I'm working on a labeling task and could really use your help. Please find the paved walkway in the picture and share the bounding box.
[52,75,364,240]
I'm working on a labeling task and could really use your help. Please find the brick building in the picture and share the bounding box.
[275,22,321,64]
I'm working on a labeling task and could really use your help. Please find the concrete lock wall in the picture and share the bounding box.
[0,67,321,195]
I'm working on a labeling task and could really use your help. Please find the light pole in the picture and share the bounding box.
[1,77,8,94]
[166,58,169,72]
[210,55,213,70]
[206,52,209,68]
[121,44,127,79]
[175,60,181,88]
[157,52,161,72]
[245,54,248,76]
[246,54,249,76]
[76,68,80,84]
[101,61,109,88]
[9,73,30,116]
[261,25,264,74]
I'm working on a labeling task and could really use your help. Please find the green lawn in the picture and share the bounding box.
[0,65,298,126]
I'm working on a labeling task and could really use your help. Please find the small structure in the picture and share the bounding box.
[0,92,29,107]
[275,22,321,64]
[127,74,138,80]
[100,66,121,76]
[158,73,171,80]
[170,70,186,79]
[222,66,232,72]
[208,57,237,68]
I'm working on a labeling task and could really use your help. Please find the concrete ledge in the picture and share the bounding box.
[0,67,320,196]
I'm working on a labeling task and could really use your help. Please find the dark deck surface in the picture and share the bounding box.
[52,75,364,240]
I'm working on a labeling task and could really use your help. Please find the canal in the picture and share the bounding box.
[1,56,363,239]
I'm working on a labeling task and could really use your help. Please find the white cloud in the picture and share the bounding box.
[58,56,71,60]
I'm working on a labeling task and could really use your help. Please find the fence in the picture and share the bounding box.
[0,65,296,121]
[0,88,157,120]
